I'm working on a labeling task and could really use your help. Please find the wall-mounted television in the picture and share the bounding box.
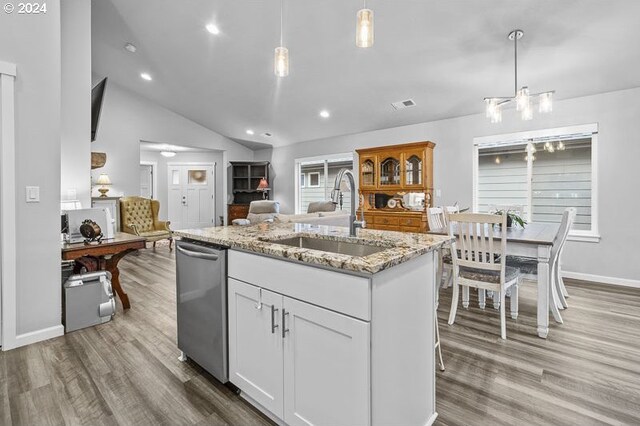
[91,77,107,142]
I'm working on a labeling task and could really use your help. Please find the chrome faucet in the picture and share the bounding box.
[331,169,366,237]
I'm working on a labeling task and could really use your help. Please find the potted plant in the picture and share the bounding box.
[494,210,527,228]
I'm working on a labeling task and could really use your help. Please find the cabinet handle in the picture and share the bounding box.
[282,309,290,338]
[271,305,279,334]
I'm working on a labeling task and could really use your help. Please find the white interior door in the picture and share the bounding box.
[167,164,215,230]
[139,164,153,198]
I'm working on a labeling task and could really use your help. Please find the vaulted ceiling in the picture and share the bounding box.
[92,0,640,148]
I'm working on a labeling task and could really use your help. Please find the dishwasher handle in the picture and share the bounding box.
[177,245,220,261]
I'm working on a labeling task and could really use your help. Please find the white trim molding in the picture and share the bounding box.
[1,61,18,350]
[14,325,65,348]
[563,271,640,289]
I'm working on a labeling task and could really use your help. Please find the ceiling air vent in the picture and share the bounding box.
[262,132,272,137]
[391,99,417,110]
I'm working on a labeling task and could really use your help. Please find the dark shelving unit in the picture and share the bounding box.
[228,161,270,221]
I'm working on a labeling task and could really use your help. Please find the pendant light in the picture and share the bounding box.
[484,30,554,122]
[356,0,374,48]
[274,0,289,77]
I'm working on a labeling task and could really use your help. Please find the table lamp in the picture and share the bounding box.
[96,173,112,197]
[256,177,270,200]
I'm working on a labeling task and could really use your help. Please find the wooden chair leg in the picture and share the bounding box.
[462,286,470,309]
[435,310,445,371]
[550,274,564,324]
[153,241,156,249]
[555,262,568,308]
[169,238,174,251]
[444,268,453,288]
[500,291,507,340]
[448,284,459,325]
[493,291,501,310]
[510,283,519,320]
[478,289,486,309]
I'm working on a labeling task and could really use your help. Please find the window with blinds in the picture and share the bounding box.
[476,134,595,235]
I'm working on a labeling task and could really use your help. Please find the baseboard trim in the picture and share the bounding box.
[425,412,439,426]
[563,271,640,289]
[9,325,64,350]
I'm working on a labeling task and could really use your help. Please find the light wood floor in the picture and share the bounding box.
[1,248,639,425]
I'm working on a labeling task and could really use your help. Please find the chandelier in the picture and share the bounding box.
[485,30,554,123]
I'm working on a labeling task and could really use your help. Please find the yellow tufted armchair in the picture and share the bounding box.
[120,196,173,250]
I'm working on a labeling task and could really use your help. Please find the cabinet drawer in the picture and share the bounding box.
[229,250,371,321]
[374,215,399,226]
[371,224,398,232]
[399,216,422,227]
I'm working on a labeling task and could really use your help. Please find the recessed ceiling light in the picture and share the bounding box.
[246,129,255,135]
[124,42,137,53]
[206,23,220,35]
[140,72,152,81]
[160,151,176,158]
[319,110,330,118]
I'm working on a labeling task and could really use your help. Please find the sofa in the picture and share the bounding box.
[235,200,350,227]
[277,210,350,227]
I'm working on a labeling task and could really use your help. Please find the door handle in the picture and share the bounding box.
[281,309,290,338]
[271,305,279,334]
[176,246,219,261]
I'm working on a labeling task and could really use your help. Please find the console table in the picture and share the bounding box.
[61,232,146,309]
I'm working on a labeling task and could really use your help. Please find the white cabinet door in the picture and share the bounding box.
[283,297,371,426]
[228,279,284,418]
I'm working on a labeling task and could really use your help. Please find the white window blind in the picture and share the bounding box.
[476,133,596,237]
[477,145,529,218]
[531,139,592,230]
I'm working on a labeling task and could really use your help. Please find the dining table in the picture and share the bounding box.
[428,222,560,338]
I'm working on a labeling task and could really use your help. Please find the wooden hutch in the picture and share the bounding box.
[228,161,270,222]
[357,141,435,233]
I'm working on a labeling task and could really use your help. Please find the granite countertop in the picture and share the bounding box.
[174,223,450,274]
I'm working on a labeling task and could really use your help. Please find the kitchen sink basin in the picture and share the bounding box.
[268,236,388,257]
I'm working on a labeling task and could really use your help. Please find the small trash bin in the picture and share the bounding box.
[62,271,116,333]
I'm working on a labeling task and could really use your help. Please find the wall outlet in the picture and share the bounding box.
[435,189,442,197]
[26,186,40,203]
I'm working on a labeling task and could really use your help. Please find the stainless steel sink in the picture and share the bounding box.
[269,236,388,257]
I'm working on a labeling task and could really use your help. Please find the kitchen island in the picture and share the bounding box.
[175,222,449,426]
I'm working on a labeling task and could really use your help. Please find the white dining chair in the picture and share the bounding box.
[554,208,576,308]
[447,212,520,340]
[506,208,576,323]
[428,207,453,289]
[427,207,446,229]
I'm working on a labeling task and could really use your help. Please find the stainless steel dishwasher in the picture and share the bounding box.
[176,238,228,383]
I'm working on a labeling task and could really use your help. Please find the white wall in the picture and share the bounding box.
[61,0,91,207]
[256,87,640,282]
[140,150,224,224]
[1,1,63,339]
[90,78,253,218]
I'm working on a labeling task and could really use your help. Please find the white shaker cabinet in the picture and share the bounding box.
[228,278,370,426]
[283,297,370,426]
[228,279,284,418]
